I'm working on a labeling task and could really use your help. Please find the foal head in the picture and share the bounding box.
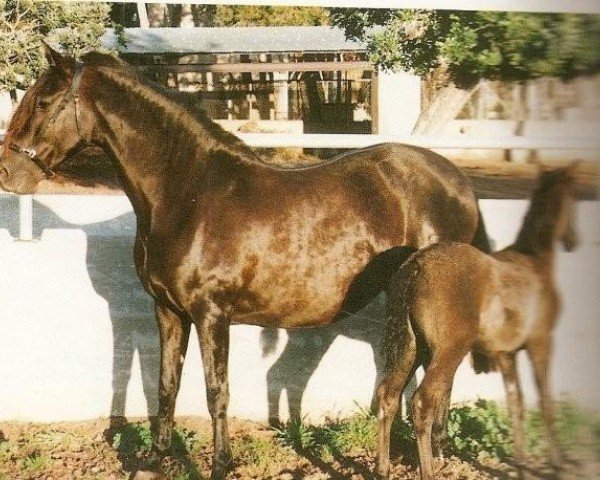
[532,162,580,253]
[0,44,92,193]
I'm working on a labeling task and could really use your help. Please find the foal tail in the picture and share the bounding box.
[384,258,419,372]
[471,203,492,254]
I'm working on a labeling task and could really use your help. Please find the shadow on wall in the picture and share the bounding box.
[261,300,418,426]
[0,196,159,420]
[0,196,416,423]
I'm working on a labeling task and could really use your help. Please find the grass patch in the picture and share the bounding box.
[447,399,513,460]
[111,422,203,457]
[19,451,50,472]
[275,400,598,465]
[275,407,378,459]
[232,434,291,477]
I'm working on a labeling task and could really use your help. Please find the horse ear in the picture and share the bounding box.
[530,157,545,177]
[564,160,583,181]
[42,40,76,75]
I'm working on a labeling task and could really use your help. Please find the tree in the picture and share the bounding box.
[0,0,112,93]
[113,4,327,28]
[213,5,328,27]
[329,9,600,133]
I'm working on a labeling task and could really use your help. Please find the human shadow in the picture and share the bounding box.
[0,195,159,422]
[262,246,418,427]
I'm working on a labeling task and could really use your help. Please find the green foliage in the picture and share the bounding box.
[109,422,203,479]
[275,408,378,459]
[316,407,378,455]
[111,422,154,456]
[0,437,19,462]
[214,5,329,27]
[19,451,50,471]
[232,434,286,467]
[111,422,202,457]
[329,8,600,87]
[447,399,513,460]
[0,0,112,92]
[274,417,316,452]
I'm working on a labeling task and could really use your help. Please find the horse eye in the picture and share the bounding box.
[36,99,51,110]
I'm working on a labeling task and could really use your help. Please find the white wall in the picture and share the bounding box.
[372,70,421,135]
[0,194,598,423]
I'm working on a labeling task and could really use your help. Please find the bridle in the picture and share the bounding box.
[7,61,84,178]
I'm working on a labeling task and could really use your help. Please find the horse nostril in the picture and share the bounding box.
[0,165,9,179]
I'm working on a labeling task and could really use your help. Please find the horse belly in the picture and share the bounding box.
[231,246,375,327]
[227,220,389,327]
[477,283,541,352]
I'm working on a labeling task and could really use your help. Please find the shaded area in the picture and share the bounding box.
[0,196,159,420]
[263,247,418,427]
[102,419,203,479]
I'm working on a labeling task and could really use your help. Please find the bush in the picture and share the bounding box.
[446,399,513,460]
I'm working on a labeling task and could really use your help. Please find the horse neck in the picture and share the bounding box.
[87,67,257,224]
[511,191,564,264]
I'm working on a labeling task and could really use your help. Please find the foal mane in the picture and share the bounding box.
[513,168,575,255]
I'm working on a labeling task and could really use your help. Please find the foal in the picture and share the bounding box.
[376,164,580,480]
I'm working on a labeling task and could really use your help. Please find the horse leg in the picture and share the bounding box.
[497,352,526,465]
[153,303,191,453]
[431,390,451,459]
[412,352,463,480]
[527,336,561,468]
[195,313,232,480]
[376,320,418,479]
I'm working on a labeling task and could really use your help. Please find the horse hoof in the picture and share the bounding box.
[132,471,163,480]
[211,451,233,479]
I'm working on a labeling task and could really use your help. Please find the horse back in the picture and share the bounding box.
[145,144,481,327]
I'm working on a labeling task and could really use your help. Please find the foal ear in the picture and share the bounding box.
[566,160,583,175]
[42,40,76,76]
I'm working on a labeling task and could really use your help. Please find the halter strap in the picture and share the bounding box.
[9,61,84,178]
[7,143,55,178]
[49,61,84,129]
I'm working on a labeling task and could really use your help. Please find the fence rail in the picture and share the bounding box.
[237,133,600,150]
[3,131,600,151]
[2,130,599,241]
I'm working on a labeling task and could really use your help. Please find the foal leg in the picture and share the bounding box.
[154,303,191,453]
[431,390,451,459]
[412,353,464,480]
[196,313,232,480]
[376,321,418,479]
[527,336,561,468]
[497,352,526,464]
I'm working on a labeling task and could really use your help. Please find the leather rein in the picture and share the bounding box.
[7,62,84,178]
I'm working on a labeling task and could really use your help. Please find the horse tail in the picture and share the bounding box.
[471,203,492,254]
[260,328,280,357]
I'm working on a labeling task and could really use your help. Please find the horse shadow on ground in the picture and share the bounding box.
[261,246,418,427]
[1,196,417,476]
[0,195,159,423]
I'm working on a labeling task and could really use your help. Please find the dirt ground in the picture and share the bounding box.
[1,415,599,480]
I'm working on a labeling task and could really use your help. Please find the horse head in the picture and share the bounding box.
[0,43,92,193]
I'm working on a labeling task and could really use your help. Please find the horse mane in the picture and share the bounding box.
[81,51,266,168]
[513,168,573,254]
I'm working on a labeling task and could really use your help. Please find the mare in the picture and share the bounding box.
[0,44,488,479]
[376,164,580,480]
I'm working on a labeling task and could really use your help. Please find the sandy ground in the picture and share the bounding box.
[1,416,599,480]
